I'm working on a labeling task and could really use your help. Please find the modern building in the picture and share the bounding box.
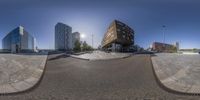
[101,20,134,52]
[151,42,177,53]
[55,22,72,51]
[175,42,179,51]
[2,26,35,53]
[178,49,200,54]
[72,32,80,49]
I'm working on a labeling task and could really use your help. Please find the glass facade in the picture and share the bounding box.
[55,22,72,51]
[28,34,34,49]
[2,26,35,53]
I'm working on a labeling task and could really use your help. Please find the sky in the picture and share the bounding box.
[0,0,200,49]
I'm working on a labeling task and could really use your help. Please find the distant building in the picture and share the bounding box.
[179,49,200,54]
[2,26,35,53]
[101,20,134,52]
[72,32,80,49]
[152,42,177,53]
[55,22,72,51]
[175,42,179,51]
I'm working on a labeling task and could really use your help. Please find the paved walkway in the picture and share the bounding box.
[0,53,47,94]
[70,51,131,60]
[152,53,200,94]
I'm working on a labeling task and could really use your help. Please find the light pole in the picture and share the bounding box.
[162,25,166,51]
[162,25,166,44]
[91,34,94,49]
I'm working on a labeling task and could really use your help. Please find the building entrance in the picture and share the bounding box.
[16,45,19,53]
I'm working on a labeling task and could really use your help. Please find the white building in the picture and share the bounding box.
[175,42,179,51]
[72,32,80,49]
[55,22,72,51]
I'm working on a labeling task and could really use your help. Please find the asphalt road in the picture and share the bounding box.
[0,54,199,100]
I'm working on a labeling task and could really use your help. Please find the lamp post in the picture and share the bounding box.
[162,25,166,44]
[162,25,166,52]
[91,34,94,49]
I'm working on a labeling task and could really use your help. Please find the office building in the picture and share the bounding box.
[101,20,134,52]
[175,42,179,51]
[55,22,72,51]
[72,32,80,49]
[2,26,35,53]
[152,42,177,53]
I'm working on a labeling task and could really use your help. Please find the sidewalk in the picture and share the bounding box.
[70,51,132,60]
[151,53,200,94]
[0,53,47,94]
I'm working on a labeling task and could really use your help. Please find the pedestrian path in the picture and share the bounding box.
[70,51,132,60]
[0,53,47,94]
[151,53,200,94]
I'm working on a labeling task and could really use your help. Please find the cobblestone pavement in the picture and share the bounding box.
[0,54,199,100]
[0,53,47,94]
[152,53,200,93]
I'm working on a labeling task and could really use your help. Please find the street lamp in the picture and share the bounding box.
[162,25,166,44]
[162,25,166,52]
[91,34,94,48]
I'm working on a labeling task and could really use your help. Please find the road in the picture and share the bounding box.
[0,54,199,100]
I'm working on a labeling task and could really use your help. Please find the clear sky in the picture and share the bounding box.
[0,0,200,49]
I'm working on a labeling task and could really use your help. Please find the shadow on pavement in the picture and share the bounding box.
[15,52,48,56]
[48,54,70,61]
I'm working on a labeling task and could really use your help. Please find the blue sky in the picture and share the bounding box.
[0,0,200,49]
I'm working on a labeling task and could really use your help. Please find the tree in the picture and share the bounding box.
[73,40,81,52]
[193,48,198,52]
[171,46,177,53]
[82,41,93,51]
[82,41,87,51]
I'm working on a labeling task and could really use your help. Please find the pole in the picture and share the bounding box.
[92,34,94,48]
[162,25,166,52]
[162,25,166,44]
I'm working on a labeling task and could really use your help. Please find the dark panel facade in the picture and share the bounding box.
[102,20,134,52]
[55,22,72,51]
[152,42,177,53]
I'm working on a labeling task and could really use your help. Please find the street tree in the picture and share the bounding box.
[73,40,81,52]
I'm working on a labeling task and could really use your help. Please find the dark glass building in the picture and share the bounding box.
[55,22,72,51]
[2,26,35,53]
[102,20,134,52]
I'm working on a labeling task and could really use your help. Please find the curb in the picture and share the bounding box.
[69,55,90,61]
[150,55,200,96]
[69,54,132,61]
